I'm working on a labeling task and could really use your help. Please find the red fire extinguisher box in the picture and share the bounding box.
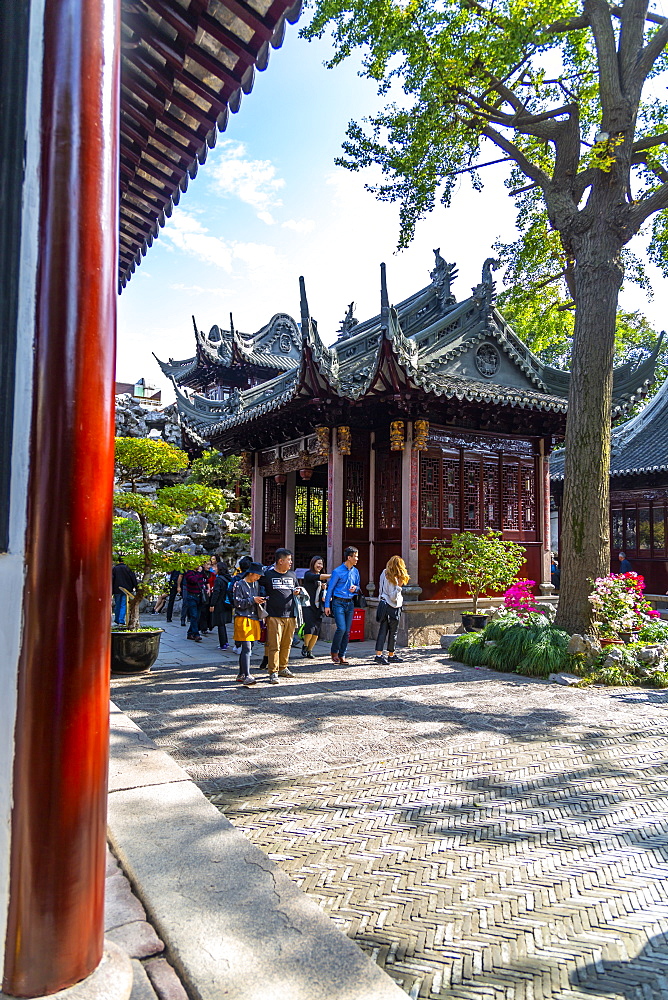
[348,608,366,641]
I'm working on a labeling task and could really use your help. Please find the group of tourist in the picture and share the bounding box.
[113,546,411,685]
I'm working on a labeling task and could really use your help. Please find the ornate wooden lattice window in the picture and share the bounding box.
[376,450,402,530]
[420,457,440,529]
[463,460,480,529]
[442,455,460,528]
[345,459,365,530]
[263,477,284,535]
[521,463,536,531]
[502,463,519,530]
[295,485,326,537]
[483,461,500,529]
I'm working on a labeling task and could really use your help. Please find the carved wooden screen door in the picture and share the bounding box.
[293,466,328,570]
[262,476,286,566]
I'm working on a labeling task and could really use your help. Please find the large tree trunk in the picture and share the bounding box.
[554,245,622,635]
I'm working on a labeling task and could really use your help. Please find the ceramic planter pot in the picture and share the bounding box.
[111,628,163,674]
[619,630,641,644]
[461,613,489,632]
[599,637,623,647]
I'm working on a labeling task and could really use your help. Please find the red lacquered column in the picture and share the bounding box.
[3,0,119,994]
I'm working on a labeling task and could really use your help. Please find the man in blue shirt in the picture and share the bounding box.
[324,546,360,664]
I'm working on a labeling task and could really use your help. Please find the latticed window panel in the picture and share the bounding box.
[376,450,402,531]
[502,463,519,530]
[653,507,665,554]
[420,456,441,529]
[263,477,284,535]
[611,510,624,550]
[345,460,365,530]
[463,460,480,529]
[521,462,536,532]
[294,485,308,535]
[638,507,651,552]
[483,462,500,529]
[442,456,460,528]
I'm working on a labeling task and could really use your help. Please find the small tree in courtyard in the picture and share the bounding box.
[114,437,227,628]
[431,530,526,613]
[304,1,668,633]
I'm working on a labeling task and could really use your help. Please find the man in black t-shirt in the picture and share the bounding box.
[261,548,299,684]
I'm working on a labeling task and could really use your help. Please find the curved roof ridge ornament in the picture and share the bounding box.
[430,249,458,307]
[298,276,339,385]
[379,263,418,370]
[612,328,665,401]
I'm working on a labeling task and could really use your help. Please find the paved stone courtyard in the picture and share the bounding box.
[112,619,668,998]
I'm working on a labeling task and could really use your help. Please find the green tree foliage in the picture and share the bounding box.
[303,0,668,633]
[187,450,251,510]
[431,530,525,613]
[113,438,227,627]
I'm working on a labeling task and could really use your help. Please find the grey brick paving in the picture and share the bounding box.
[112,618,668,998]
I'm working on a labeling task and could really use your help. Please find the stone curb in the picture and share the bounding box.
[107,703,405,1000]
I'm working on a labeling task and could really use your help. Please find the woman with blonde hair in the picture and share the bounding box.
[374,555,409,666]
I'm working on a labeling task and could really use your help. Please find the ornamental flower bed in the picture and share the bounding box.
[588,572,660,639]
[448,610,668,687]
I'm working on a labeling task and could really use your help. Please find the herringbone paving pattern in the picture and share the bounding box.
[211,729,668,999]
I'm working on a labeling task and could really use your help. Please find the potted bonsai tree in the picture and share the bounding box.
[112,436,227,672]
[431,530,526,630]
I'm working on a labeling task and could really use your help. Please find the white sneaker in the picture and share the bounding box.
[278,667,295,678]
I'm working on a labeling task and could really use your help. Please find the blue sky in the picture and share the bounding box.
[117,24,664,401]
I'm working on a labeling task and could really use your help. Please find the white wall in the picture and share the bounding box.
[0,0,43,977]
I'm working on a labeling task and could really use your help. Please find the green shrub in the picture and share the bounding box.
[648,671,668,688]
[587,665,636,686]
[449,631,486,666]
[515,630,570,678]
[637,619,668,643]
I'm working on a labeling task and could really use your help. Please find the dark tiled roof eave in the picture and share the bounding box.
[119,0,302,288]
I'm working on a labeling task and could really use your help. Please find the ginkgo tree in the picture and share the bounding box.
[303,0,668,633]
[114,437,227,628]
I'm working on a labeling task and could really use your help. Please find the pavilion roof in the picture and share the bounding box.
[551,367,668,481]
[119,0,301,288]
[169,256,661,450]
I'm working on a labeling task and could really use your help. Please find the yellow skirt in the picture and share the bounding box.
[233,616,261,642]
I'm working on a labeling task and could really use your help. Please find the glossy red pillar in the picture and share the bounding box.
[3,0,119,993]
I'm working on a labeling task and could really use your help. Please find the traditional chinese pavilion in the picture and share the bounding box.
[163,256,658,600]
[551,371,668,594]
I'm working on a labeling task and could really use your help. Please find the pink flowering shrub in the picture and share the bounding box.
[504,579,539,616]
[588,572,659,637]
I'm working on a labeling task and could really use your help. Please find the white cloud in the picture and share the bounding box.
[170,283,231,299]
[282,218,316,234]
[162,208,279,273]
[210,141,285,223]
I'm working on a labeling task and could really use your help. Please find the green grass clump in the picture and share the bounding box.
[647,671,668,688]
[449,632,486,666]
[516,630,570,678]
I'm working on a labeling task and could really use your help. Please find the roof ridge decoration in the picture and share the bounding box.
[299,276,340,387]
[336,301,359,341]
[380,262,419,371]
[430,249,458,308]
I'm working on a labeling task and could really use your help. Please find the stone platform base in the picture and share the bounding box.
[0,942,133,1000]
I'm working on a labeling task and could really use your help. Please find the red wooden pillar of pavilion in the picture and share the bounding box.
[2,0,120,993]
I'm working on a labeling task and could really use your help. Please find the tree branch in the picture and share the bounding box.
[585,0,623,116]
[634,19,668,84]
[632,152,668,184]
[633,132,668,153]
[628,180,668,228]
[618,0,650,89]
[479,122,551,190]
